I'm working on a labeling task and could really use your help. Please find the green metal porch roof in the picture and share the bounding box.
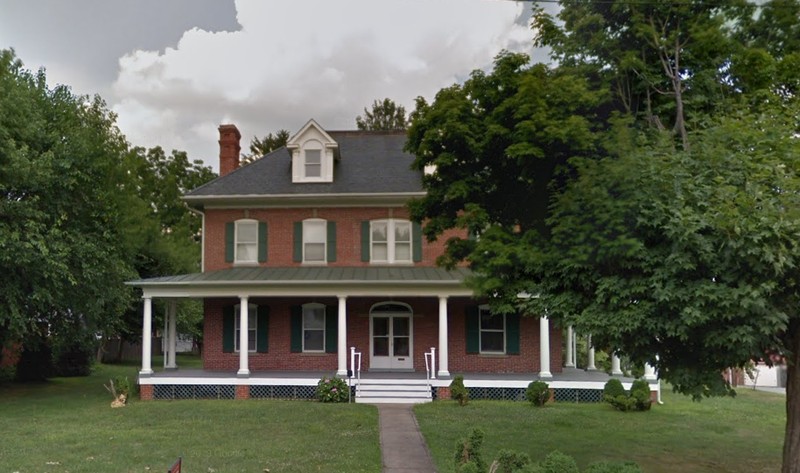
[128,266,472,287]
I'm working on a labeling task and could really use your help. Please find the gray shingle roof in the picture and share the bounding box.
[188,131,423,197]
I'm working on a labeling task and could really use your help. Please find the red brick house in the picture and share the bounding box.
[130,119,576,402]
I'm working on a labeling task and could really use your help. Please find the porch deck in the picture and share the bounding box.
[143,366,638,388]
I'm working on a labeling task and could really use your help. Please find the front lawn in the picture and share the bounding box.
[415,386,785,473]
[0,362,381,473]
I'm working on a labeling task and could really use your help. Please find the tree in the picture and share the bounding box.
[408,2,800,470]
[0,49,136,366]
[356,98,408,131]
[243,129,290,163]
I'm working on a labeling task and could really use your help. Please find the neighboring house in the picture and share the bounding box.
[129,119,567,402]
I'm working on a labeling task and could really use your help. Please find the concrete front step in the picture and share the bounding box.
[355,380,433,404]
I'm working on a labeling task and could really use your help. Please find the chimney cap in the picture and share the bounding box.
[218,124,241,139]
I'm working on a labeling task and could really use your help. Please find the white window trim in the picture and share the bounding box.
[370,219,412,264]
[234,219,258,265]
[302,218,327,264]
[234,303,257,353]
[302,303,326,353]
[478,305,506,355]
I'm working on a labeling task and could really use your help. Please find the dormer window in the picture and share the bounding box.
[303,142,322,179]
[288,119,337,183]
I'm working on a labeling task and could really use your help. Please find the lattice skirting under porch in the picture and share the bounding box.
[432,387,604,402]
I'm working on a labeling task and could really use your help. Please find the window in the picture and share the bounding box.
[303,219,326,263]
[234,303,257,352]
[303,304,326,352]
[305,149,321,178]
[371,219,412,263]
[479,305,505,354]
[235,220,258,264]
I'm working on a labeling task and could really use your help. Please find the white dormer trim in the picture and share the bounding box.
[287,119,338,183]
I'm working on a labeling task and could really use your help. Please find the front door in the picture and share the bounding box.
[370,308,413,370]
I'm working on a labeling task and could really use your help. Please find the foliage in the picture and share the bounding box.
[450,375,469,406]
[14,335,53,382]
[525,381,550,407]
[584,462,643,473]
[52,335,95,377]
[454,428,486,473]
[603,379,652,412]
[105,375,134,398]
[534,451,579,473]
[244,129,290,161]
[356,98,408,130]
[492,449,531,473]
[316,376,349,403]
[603,379,625,400]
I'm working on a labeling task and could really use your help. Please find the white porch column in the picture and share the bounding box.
[140,296,153,376]
[337,296,348,376]
[565,326,575,368]
[611,353,623,376]
[643,362,657,380]
[587,334,596,370]
[166,300,178,369]
[437,296,450,378]
[539,315,552,379]
[237,296,250,377]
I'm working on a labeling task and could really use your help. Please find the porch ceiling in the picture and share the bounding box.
[126,266,475,298]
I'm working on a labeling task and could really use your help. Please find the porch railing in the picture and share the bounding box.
[349,346,362,393]
[424,347,436,388]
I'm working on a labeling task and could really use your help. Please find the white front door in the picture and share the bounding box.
[370,312,413,370]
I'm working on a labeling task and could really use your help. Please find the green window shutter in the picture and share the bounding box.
[258,222,268,263]
[361,221,371,262]
[293,222,303,263]
[290,305,303,352]
[225,222,235,263]
[222,305,235,353]
[256,305,270,353]
[412,221,423,262]
[327,221,337,263]
[325,305,338,353]
[465,305,479,354]
[506,313,520,355]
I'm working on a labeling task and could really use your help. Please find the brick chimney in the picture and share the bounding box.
[218,124,241,176]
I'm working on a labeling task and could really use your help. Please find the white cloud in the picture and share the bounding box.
[112,0,532,171]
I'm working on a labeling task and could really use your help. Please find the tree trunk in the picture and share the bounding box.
[783,322,800,473]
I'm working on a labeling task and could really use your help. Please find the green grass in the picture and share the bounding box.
[414,387,785,473]
[0,361,381,473]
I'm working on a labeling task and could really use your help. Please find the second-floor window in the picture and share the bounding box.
[303,219,326,263]
[370,219,412,263]
[235,219,258,264]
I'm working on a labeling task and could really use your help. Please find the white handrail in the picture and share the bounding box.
[424,347,436,386]
[350,346,362,384]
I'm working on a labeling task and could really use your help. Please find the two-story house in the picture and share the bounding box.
[130,119,573,402]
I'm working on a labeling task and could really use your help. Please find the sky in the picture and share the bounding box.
[0,0,552,172]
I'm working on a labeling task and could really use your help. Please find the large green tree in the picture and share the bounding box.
[243,129,290,163]
[407,2,800,470]
[0,49,135,365]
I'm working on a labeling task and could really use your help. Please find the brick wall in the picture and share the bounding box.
[203,296,563,375]
[203,207,462,271]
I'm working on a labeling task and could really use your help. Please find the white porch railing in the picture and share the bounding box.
[424,347,436,387]
[349,346,362,394]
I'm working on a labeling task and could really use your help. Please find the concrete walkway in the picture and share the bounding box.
[377,404,437,473]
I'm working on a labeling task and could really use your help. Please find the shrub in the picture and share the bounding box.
[316,376,349,402]
[15,337,53,382]
[604,378,652,412]
[453,428,486,473]
[450,375,469,406]
[525,381,550,407]
[585,461,644,473]
[536,451,579,473]
[492,449,531,473]
[603,378,625,400]
[630,379,652,411]
[52,338,95,377]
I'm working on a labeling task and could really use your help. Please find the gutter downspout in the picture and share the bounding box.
[187,206,206,272]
